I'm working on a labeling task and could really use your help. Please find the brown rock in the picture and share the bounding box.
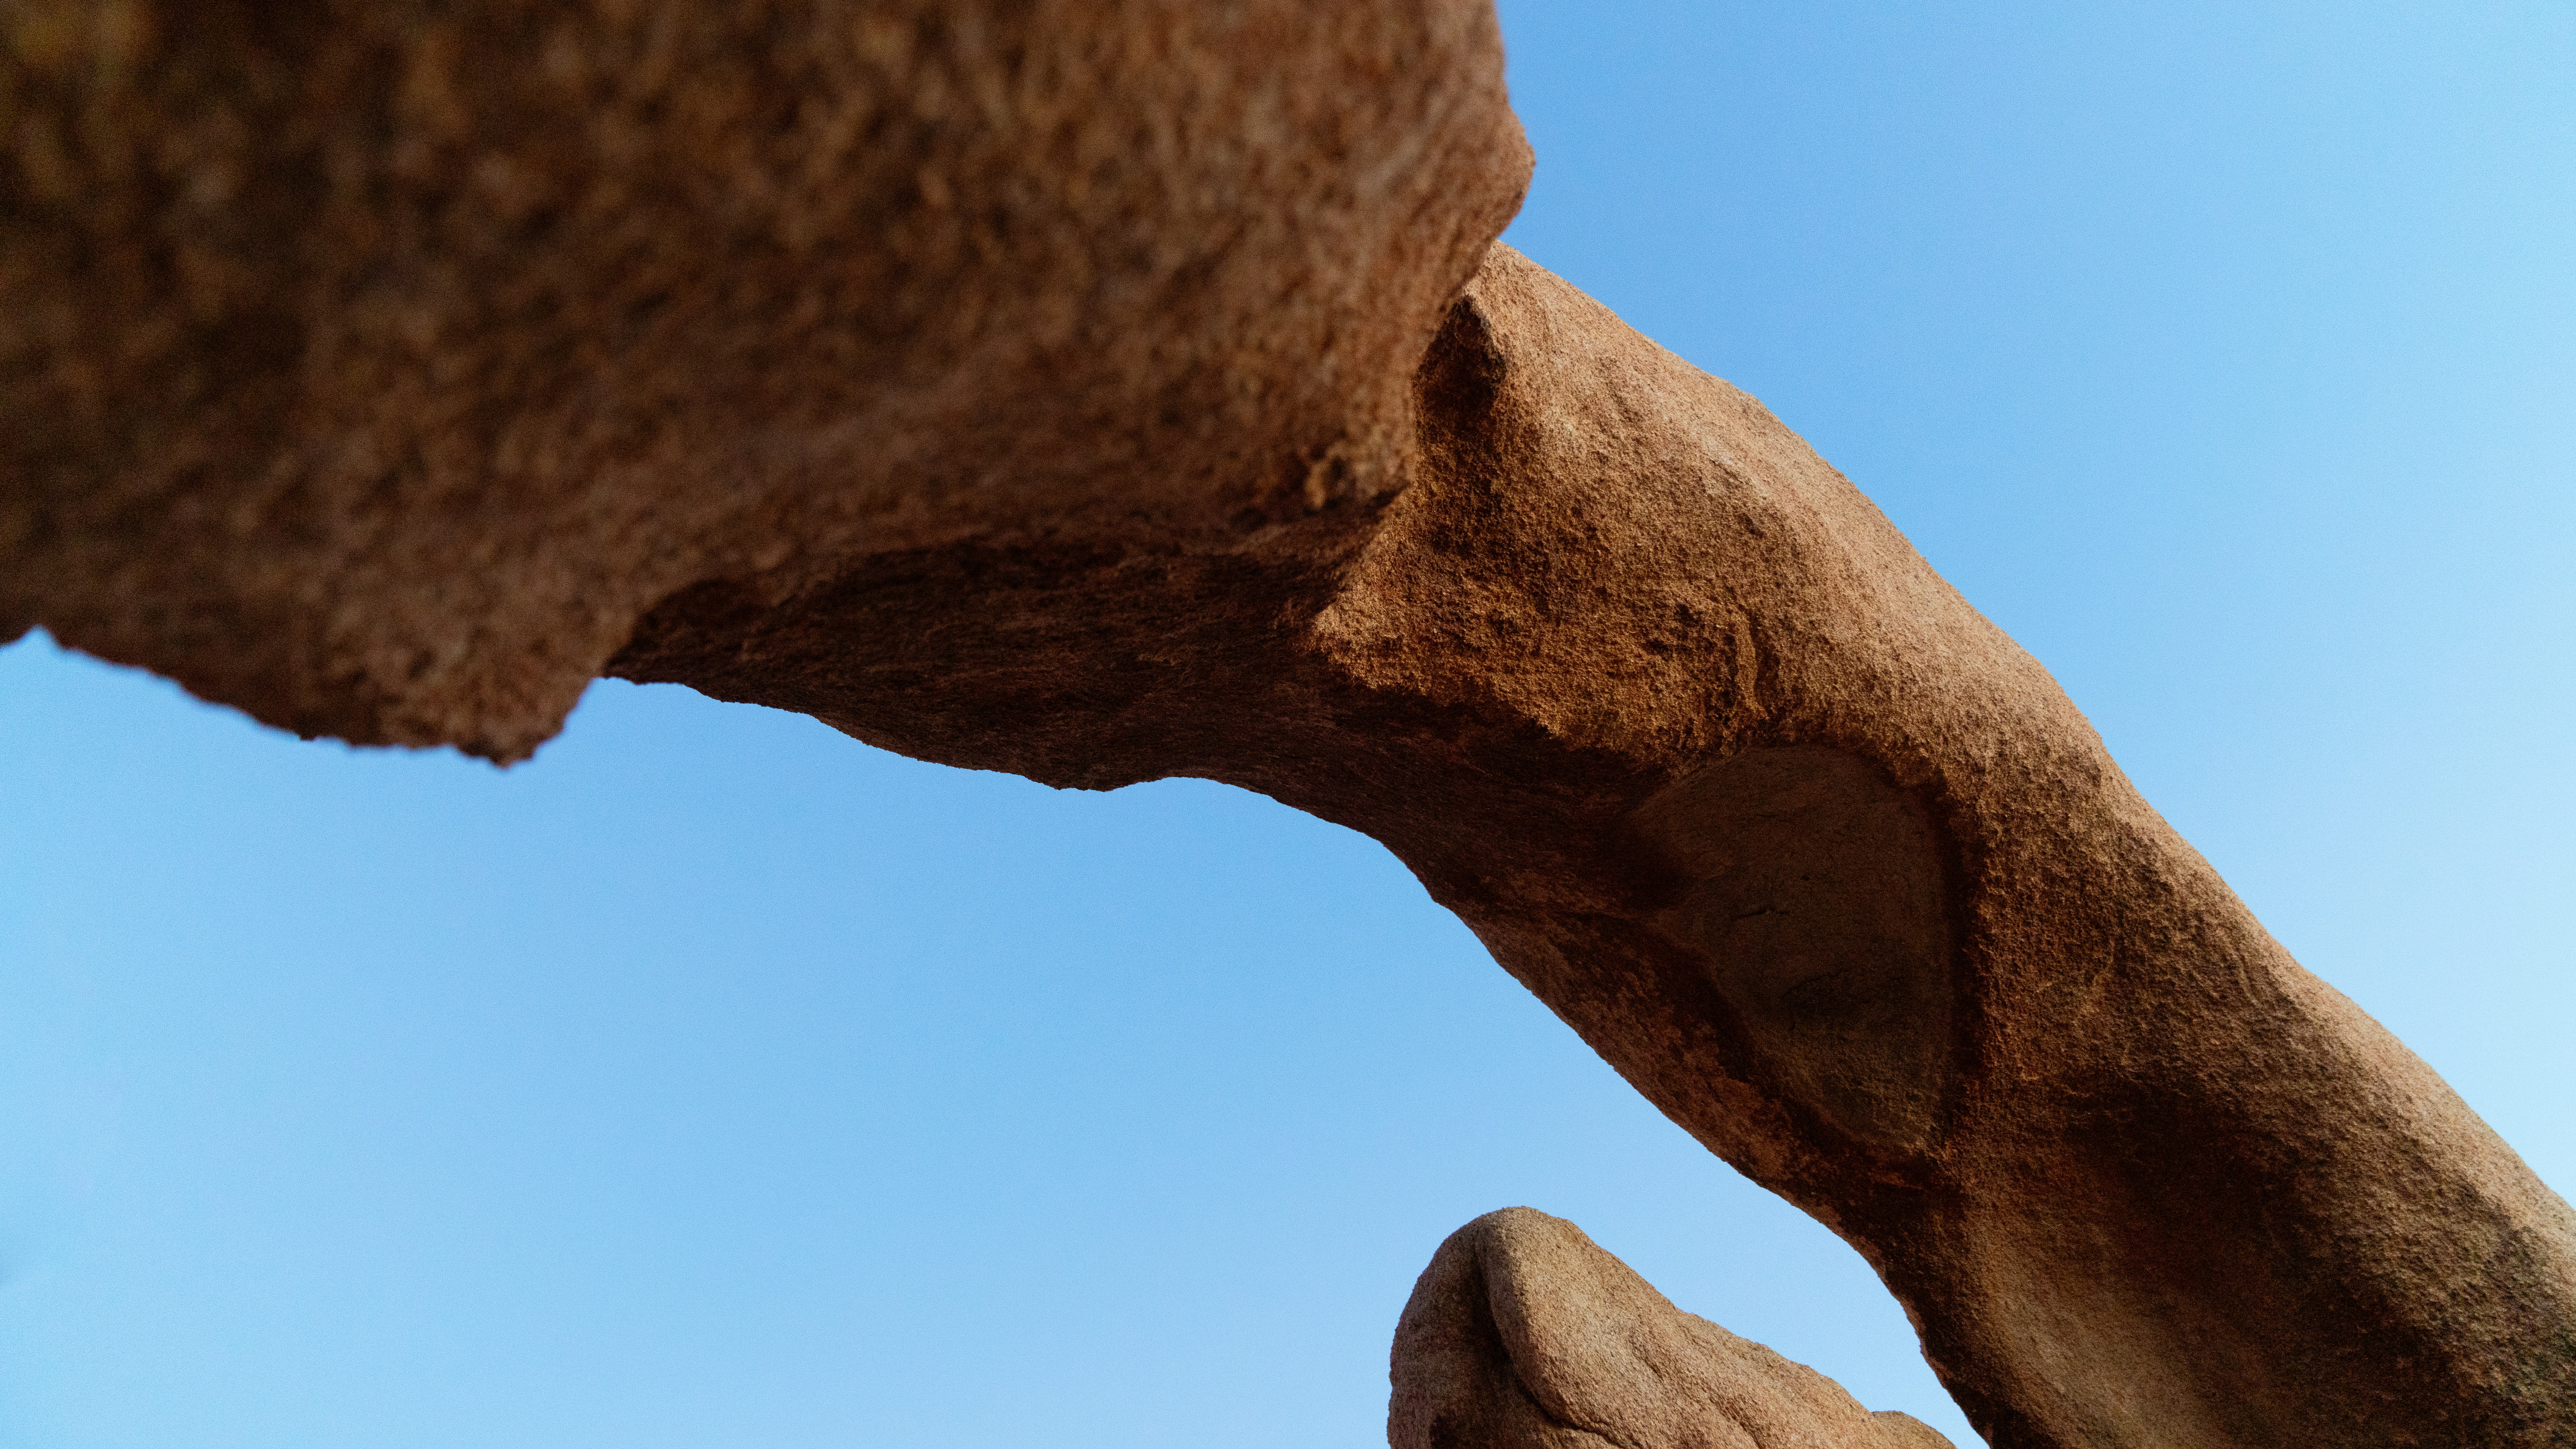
[1392,1207,1954,1449]
[8,4,2575,1445]
[2,0,1528,758]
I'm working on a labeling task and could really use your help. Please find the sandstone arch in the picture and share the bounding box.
[6,3,2571,1445]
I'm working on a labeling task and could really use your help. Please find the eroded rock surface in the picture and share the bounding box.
[2,0,1527,758]
[1392,1208,1954,1449]
[8,3,2575,1445]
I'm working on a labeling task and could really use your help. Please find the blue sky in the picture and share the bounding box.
[4,4,2571,1446]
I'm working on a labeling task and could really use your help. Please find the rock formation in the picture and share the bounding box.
[1393,1208,1953,1449]
[7,3,2573,1445]
[2,0,1527,756]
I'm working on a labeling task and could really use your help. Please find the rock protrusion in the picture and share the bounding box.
[1392,1208,1955,1449]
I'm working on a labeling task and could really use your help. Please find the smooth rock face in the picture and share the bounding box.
[10,4,2576,1446]
[1392,1208,1955,1449]
[1632,747,1955,1151]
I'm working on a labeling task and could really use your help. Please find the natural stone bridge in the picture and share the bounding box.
[6,3,2570,1445]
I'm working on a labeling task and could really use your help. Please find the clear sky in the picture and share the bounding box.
[4,4,2571,1446]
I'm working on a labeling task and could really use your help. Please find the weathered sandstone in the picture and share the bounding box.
[7,3,2573,1445]
[1393,1208,1953,1449]
[2,0,1527,756]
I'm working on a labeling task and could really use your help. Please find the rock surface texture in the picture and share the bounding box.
[7,3,2574,1445]
[1393,1208,1956,1449]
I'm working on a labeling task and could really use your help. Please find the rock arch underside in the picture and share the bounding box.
[5,3,2571,1445]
